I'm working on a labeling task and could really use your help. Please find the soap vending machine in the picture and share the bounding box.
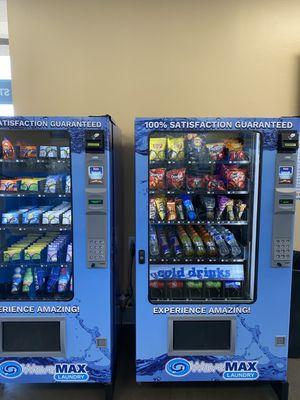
[135,117,299,398]
[0,116,120,393]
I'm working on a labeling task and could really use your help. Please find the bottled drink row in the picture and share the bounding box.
[150,194,247,223]
[4,265,73,298]
[149,135,249,163]
[149,225,243,262]
[149,279,244,301]
[1,137,70,160]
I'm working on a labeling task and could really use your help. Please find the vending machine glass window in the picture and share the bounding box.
[148,131,260,303]
[0,130,73,301]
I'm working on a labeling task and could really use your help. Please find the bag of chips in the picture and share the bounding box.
[186,175,205,190]
[167,137,185,160]
[149,137,166,161]
[166,168,186,190]
[223,166,247,190]
[224,139,248,161]
[149,168,166,190]
[186,134,206,160]
[206,142,225,161]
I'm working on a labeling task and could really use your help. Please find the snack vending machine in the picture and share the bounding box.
[135,117,299,398]
[0,116,119,394]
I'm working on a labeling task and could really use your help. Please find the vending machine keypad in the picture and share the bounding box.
[85,131,107,268]
[271,131,299,268]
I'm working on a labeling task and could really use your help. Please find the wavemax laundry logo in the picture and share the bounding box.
[0,361,23,379]
[54,363,89,382]
[223,361,259,380]
[165,358,191,377]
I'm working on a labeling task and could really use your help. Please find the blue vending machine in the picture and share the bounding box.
[0,116,120,397]
[135,117,299,399]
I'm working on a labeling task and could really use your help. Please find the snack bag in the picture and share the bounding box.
[216,196,230,219]
[167,137,185,160]
[235,199,247,220]
[226,199,235,221]
[186,175,205,190]
[155,197,166,220]
[19,145,37,159]
[60,146,70,159]
[205,175,226,191]
[166,168,186,190]
[224,138,248,161]
[149,137,166,161]
[2,138,15,160]
[206,142,225,161]
[201,197,215,221]
[181,194,196,221]
[186,134,206,160]
[166,199,177,221]
[175,198,185,220]
[223,166,247,190]
[149,168,166,190]
[149,197,157,220]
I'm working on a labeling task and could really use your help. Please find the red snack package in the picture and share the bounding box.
[204,175,226,191]
[186,175,205,190]
[149,168,166,190]
[166,168,186,190]
[206,142,225,161]
[224,166,247,190]
[229,150,248,161]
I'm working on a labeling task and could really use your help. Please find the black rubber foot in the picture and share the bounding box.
[271,381,289,400]
[104,383,114,400]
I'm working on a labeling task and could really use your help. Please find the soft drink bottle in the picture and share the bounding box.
[176,226,194,257]
[197,227,218,257]
[167,228,183,257]
[207,226,230,257]
[186,225,206,256]
[157,227,171,258]
[219,227,241,257]
[149,225,160,256]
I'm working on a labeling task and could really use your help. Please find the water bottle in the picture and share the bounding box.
[149,225,160,256]
[220,227,241,257]
[207,227,230,257]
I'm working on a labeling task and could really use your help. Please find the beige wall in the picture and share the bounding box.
[6,0,300,288]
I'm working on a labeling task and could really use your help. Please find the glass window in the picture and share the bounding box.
[0,130,73,301]
[148,131,260,303]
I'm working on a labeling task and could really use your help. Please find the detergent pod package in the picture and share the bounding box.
[2,138,15,160]
[19,145,37,159]
[167,136,185,161]
[39,145,58,158]
[22,267,34,293]
[22,206,52,224]
[0,179,20,192]
[62,209,71,225]
[2,207,33,224]
[42,202,71,224]
[166,168,186,190]
[34,267,46,292]
[149,168,166,190]
[66,242,73,262]
[46,266,60,293]
[149,137,166,161]
[44,175,63,193]
[20,177,45,192]
[60,146,70,159]
[11,266,24,294]
[186,133,207,161]
[47,234,69,262]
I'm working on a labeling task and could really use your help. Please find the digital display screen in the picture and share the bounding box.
[87,141,100,147]
[279,199,294,205]
[88,199,103,205]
